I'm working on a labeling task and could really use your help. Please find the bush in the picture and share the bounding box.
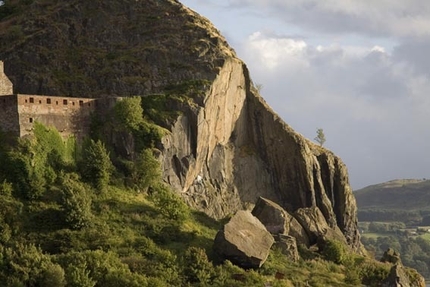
[150,184,189,221]
[321,240,348,264]
[59,174,93,230]
[79,139,113,190]
[133,149,161,191]
[183,247,213,284]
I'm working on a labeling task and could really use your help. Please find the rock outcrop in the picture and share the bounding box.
[252,197,309,246]
[0,0,361,251]
[213,210,274,268]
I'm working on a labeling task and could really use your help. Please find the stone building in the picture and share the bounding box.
[0,61,99,138]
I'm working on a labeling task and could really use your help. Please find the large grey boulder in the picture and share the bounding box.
[213,210,274,268]
[294,206,346,246]
[251,197,309,246]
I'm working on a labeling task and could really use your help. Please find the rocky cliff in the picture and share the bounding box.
[0,0,360,250]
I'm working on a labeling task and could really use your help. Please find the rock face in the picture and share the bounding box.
[0,0,361,251]
[213,210,274,268]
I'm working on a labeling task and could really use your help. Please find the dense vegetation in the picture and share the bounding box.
[0,98,421,286]
[360,221,430,280]
[356,179,430,279]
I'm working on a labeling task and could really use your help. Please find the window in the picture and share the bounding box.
[79,100,84,106]
[56,101,58,105]
[47,98,51,104]
[29,97,34,103]
[72,101,75,106]
[39,100,42,104]
[29,118,33,123]
[63,99,68,105]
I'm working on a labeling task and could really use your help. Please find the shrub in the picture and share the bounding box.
[150,184,189,221]
[321,240,348,264]
[59,174,93,230]
[183,247,214,284]
[79,139,113,190]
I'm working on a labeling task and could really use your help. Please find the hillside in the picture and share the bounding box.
[0,0,426,286]
[355,179,430,223]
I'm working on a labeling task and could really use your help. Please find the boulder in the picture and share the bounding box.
[251,197,309,246]
[213,210,274,268]
[294,206,346,246]
[273,234,299,262]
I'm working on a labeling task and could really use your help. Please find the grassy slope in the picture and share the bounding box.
[355,179,430,210]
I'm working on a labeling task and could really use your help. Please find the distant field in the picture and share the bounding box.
[360,232,388,239]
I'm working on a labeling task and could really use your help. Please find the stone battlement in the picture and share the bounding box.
[0,61,102,138]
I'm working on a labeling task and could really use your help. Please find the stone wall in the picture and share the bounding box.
[0,61,13,95]
[0,95,19,135]
[16,94,97,138]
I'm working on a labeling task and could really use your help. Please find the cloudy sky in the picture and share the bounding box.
[181,0,430,190]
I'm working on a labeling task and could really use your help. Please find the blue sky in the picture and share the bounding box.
[181,0,430,189]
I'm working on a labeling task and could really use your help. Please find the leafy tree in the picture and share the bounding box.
[183,247,213,284]
[314,128,326,146]
[79,139,113,190]
[0,243,66,286]
[150,184,189,221]
[130,148,161,192]
[59,174,93,230]
[114,97,144,132]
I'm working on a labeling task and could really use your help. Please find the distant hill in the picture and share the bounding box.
[354,179,430,223]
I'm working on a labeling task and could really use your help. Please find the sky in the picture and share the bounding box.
[181,0,430,190]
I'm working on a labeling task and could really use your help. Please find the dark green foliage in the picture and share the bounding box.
[1,123,76,200]
[79,139,113,190]
[59,174,93,230]
[0,243,66,287]
[183,247,213,284]
[130,149,161,192]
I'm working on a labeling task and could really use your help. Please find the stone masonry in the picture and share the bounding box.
[0,61,100,139]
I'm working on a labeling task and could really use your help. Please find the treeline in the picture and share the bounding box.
[358,208,430,225]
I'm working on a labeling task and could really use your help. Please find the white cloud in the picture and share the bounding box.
[228,0,430,38]
[240,31,430,188]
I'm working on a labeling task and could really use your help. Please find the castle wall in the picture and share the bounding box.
[0,95,20,135]
[0,62,13,95]
[16,94,97,138]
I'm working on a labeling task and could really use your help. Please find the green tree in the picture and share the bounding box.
[131,149,161,192]
[314,128,326,146]
[150,184,189,221]
[114,97,144,132]
[59,174,93,230]
[79,139,113,190]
